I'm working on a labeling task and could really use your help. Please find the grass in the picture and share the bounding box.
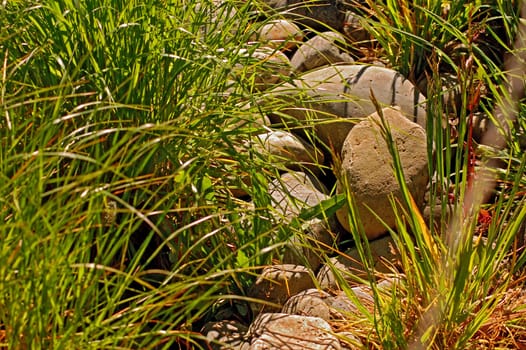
[1,0,526,349]
[333,0,526,348]
[0,0,293,348]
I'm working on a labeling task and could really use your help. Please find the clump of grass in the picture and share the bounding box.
[333,0,526,348]
[0,0,303,348]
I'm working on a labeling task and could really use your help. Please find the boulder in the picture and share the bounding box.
[336,107,428,239]
[291,32,354,73]
[266,64,427,151]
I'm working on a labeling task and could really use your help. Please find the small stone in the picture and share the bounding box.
[336,331,364,350]
[269,171,329,221]
[255,19,303,50]
[251,48,292,90]
[282,217,341,271]
[291,32,354,73]
[282,289,332,321]
[317,235,401,288]
[258,0,349,31]
[248,313,341,349]
[252,130,325,174]
[343,11,371,44]
[325,287,374,320]
[201,320,249,350]
[248,264,316,315]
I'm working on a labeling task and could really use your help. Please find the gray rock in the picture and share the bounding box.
[201,320,249,350]
[317,257,356,291]
[248,313,341,349]
[252,130,325,174]
[342,11,371,45]
[255,19,303,50]
[232,47,292,91]
[266,64,427,151]
[282,217,341,271]
[248,264,316,315]
[336,107,429,239]
[281,288,332,321]
[258,0,348,31]
[291,32,354,73]
[325,287,374,320]
[336,331,364,350]
[252,48,292,90]
[269,171,329,220]
[317,235,401,289]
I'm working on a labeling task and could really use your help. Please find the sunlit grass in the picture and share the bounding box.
[1,0,525,348]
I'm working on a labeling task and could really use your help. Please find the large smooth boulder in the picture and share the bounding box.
[266,64,427,151]
[336,107,428,239]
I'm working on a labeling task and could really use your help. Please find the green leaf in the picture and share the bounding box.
[298,193,347,221]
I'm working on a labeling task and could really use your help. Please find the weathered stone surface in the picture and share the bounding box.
[342,11,371,45]
[267,65,427,151]
[336,107,428,239]
[336,331,364,350]
[291,32,354,73]
[258,0,348,31]
[281,288,332,321]
[317,235,401,289]
[201,320,249,350]
[248,313,341,349]
[325,287,374,319]
[252,48,292,90]
[255,19,303,50]
[269,171,329,220]
[282,217,341,271]
[317,257,356,291]
[232,48,291,91]
[252,130,325,174]
[248,264,316,315]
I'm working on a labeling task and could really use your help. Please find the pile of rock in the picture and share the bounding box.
[201,1,439,348]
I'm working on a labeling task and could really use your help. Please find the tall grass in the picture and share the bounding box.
[2,0,525,348]
[335,0,526,348]
[0,0,295,348]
